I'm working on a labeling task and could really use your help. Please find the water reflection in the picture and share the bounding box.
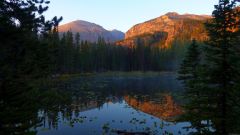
[124,94,183,121]
[0,80,41,135]
[1,73,194,135]
[38,101,191,135]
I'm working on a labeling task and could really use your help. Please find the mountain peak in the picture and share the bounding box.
[118,12,209,48]
[58,20,124,42]
[111,29,121,32]
[162,12,211,20]
[71,20,103,28]
[165,12,179,16]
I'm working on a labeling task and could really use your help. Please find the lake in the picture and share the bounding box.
[1,72,195,135]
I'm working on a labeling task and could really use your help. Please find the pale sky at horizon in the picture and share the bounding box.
[45,0,219,32]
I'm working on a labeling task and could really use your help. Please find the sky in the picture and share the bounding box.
[44,0,219,32]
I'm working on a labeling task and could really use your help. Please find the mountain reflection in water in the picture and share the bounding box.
[124,95,183,121]
[1,73,195,135]
[37,95,191,135]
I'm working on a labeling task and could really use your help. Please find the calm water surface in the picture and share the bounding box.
[35,72,193,135]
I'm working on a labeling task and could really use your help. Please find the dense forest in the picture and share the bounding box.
[0,0,194,78]
[46,30,188,74]
[178,0,240,134]
[0,1,187,134]
[0,0,240,135]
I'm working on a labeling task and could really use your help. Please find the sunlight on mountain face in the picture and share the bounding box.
[117,12,210,48]
[1,0,240,135]
[58,20,124,42]
[125,94,183,121]
[226,7,240,32]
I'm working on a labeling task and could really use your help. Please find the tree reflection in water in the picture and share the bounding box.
[1,73,193,135]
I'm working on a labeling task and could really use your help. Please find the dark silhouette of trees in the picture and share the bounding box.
[45,30,187,73]
[204,1,240,134]
[178,40,213,135]
[0,0,62,135]
[178,0,240,134]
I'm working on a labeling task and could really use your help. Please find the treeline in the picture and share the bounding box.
[45,30,187,74]
[0,1,64,135]
[178,0,240,135]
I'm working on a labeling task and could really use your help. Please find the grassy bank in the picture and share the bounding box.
[55,71,177,80]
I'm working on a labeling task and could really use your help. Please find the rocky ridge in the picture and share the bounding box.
[117,12,211,48]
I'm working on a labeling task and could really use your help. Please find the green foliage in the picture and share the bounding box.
[0,0,62,134]
[203,1,240,134]
[178,39,200,82]
[178,40,212,135]
[178,0,240,134]
[46,31,188,73]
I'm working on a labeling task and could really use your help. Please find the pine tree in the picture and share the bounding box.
[0,0,62,134]
[177,39,213,134]
[178,39,200,84]
[75,32,81,46]
[179,1,240,134]
[203,0,240,134]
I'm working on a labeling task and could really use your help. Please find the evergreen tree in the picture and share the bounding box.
[178,39,200,83]
[75,32,80,46]
[179,1,240,134]
[179,0,240,135]
[203,0,240,134]
[0,0,62,134]
[178,39,213,134]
